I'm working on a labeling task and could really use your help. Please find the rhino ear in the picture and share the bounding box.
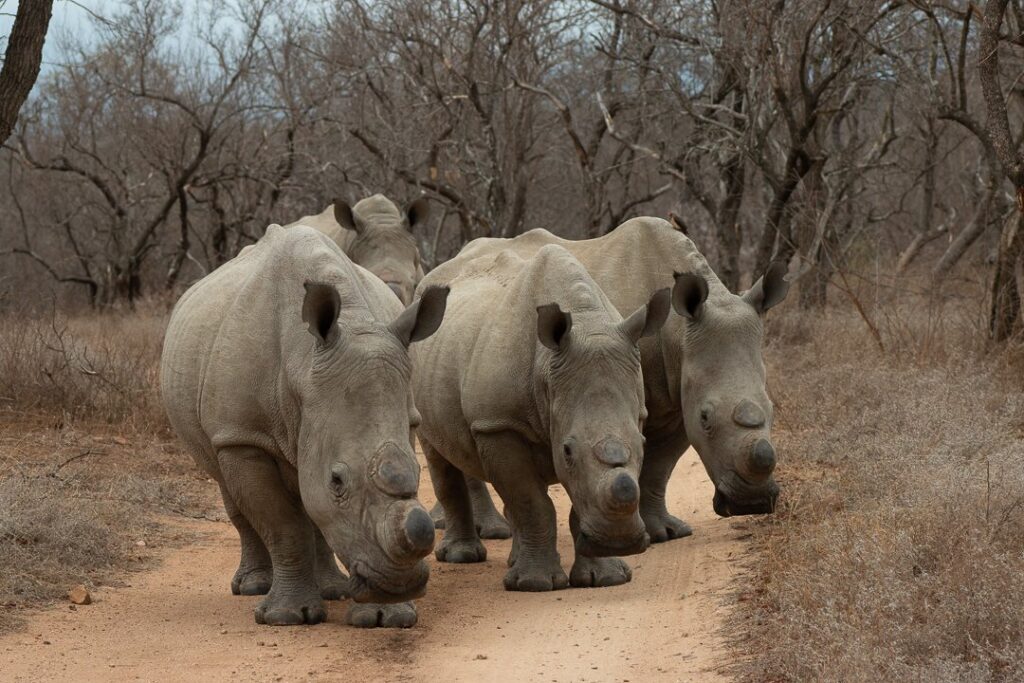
[406,197,430,231]
[667,212,689,235]
[743,260,790,314]
[672,272,708,321]
[390,285,448,347]
[302,282,341,345]
[333,200,356,231]
[537,303,572,352]
[620,287,670,344]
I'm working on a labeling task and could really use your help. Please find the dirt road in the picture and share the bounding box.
[0,450,751,682]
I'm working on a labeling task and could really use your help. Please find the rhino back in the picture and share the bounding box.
[161,225,393,472]
[284,205,356,253]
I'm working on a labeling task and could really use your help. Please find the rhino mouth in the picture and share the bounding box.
[576,529,650,558]
[712,487,778,517]
[348,559,428,604]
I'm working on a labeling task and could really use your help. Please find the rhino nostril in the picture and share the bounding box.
[608,471,639,508]
[749,438,776,474]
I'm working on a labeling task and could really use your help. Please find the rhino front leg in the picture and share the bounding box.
[430,476,511,540]
[312,525,349,601]
[568,507,632,588]
[640,438,693,543]
[218,446,325,626]
[479,431,568,592]
[424,442,487,563]
[219,482,273,596]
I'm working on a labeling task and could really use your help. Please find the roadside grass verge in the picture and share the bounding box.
[738,291,1024,681]
[0,305,216,631]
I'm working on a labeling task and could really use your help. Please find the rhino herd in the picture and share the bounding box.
[159,194,789,629]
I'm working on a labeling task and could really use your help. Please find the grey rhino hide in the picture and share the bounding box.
[451,217,789,533]
[412,244,669,592]
[285,193,429,305]
[160,224,447,628]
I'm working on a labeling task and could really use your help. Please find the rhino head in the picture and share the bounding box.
[672,262,790,517]
[333,194,429,305]
[537,288,671,557]
[296,283,448,603]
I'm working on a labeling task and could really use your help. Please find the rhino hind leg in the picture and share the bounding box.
[312,525,350,601]
[218,446,326,626]
[346,602,417,628]
[429,477,511,540]
[567,507,632,588]
[640,442,693,543]
[467,477,512,539]
[480,432,568,592]
[220,483,273,596]
[424,443,487,564]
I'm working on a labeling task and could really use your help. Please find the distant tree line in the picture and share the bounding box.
[2,0,1024,338]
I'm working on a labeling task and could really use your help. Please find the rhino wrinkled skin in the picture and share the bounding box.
[452,217,790,540]
[286,194,428,304]
[412,244,670,591]
[160,224,448,628]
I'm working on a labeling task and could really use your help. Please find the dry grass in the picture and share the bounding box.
[737,285,1024,682]
[0,303,216,631]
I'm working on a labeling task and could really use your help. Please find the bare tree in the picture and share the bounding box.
[0,0,53,145]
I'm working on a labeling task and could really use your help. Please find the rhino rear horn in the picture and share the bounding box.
[672,272,708,321]
[537,303,572,352]
[333,199,356,231]
[302,282,341,344]
[743,260,790,314]
[619,288,670,343]
[390,285,449,347]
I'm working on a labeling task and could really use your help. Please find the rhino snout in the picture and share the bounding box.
[382,501,436,563]
[748,438,776,476]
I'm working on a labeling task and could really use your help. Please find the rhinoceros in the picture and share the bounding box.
[289,195,513,538]
[412,244,669,591]
[286,194,428,304]
[448,217,790,539]
[160,223,448,628]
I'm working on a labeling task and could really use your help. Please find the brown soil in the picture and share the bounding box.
[0,451,751,682]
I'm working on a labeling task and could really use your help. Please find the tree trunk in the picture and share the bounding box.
[0,0,54,145]
[990,204,1023,341]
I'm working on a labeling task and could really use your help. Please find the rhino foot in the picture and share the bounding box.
[429,501,447,530]
[643,512,693,543]
[318,575,350,601]
[231,567,273,596]
[346,602,417,628]
[435,537,487,563]
[570,556,632,588]
[503,559,568,592]
[476,512,512,540]
[254,589,326,626]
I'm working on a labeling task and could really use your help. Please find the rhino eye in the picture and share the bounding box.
[329,465,349,499]
[700,407,713,432]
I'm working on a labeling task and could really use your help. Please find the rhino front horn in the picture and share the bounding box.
[748,439,776,476]
[385,503,436,562]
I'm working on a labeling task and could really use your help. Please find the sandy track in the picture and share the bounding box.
[0,450,749,682]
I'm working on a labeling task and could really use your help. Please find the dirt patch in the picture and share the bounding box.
[0,450,749,682]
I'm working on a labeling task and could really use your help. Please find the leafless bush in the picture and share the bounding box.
[0,303,168,431]
[739,295,1024,681]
